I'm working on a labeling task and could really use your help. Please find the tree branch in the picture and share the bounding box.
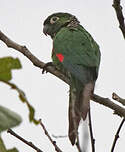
[88,108,95,152]
[0,31,69,84]
[111,118,125,152]
[1,30,125,118]
[92,94,125,117]
[39,119,62,152]
[7,129,43,152]
[39,119,63,152]
[112,0,125,39]
[112,92,125,106]
[52,134,67,139]
[111,93,125,151]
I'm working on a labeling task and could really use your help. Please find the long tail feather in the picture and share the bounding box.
[68,82,95,145]
[81,82,95,120]
[68,88,81,145]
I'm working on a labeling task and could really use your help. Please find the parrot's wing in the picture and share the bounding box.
[53,26,100,84]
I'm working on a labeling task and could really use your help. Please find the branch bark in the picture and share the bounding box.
[111,93,125,152]
[88,108,95,152]
[111,118,125,152]
[39,119,63,152]
[1,30,125,118]
[0,31,69,84]
[7,129,43,152]
[112,92,125,106]
[113,0,125,39]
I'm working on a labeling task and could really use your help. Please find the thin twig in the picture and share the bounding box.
[0,31,125,118]
[52,134,67,138]
[111,92,125,151]
[92,94,125,117]
[111,118,125,152]
[88,108,95,152]
[112,92,125,106]
[7,129,43,152]
[112,0,125,39]
[39,119,63,152]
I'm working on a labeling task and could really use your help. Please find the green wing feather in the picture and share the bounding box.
[52,25,100,84]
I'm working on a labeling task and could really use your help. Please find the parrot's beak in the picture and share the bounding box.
[43,25,49,36]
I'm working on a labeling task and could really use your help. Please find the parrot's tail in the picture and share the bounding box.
[81,82,95,120]
[68,82,95,145]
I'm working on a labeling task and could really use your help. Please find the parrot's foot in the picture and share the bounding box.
[42,62,54,74]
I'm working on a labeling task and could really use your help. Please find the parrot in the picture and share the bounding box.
[43,12,101,145]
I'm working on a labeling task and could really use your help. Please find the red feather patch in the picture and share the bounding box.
[56,53,64,62]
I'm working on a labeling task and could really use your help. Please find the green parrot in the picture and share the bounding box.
[43,12,101,145]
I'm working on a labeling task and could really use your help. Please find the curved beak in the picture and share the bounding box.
[43,25,49,36]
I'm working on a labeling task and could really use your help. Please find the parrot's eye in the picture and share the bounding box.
[50,16,59,24]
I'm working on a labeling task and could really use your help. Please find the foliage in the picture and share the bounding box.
[0,105,22,132]
[0,57,21,81]
[0,56,39,151]
[0,57,39,125]
[0,136,19,152]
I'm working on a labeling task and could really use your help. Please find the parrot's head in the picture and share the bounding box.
[43,12,79,38]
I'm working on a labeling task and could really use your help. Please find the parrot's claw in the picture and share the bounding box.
[42,62,54,74]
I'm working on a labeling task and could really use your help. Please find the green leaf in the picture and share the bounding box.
[0,136,19,152]
[28,103,35,121]
[0,105,22,132]
[0,136,6,152]
[1,81,39,125]
[0,57,22,81]
[7,148,19,152]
